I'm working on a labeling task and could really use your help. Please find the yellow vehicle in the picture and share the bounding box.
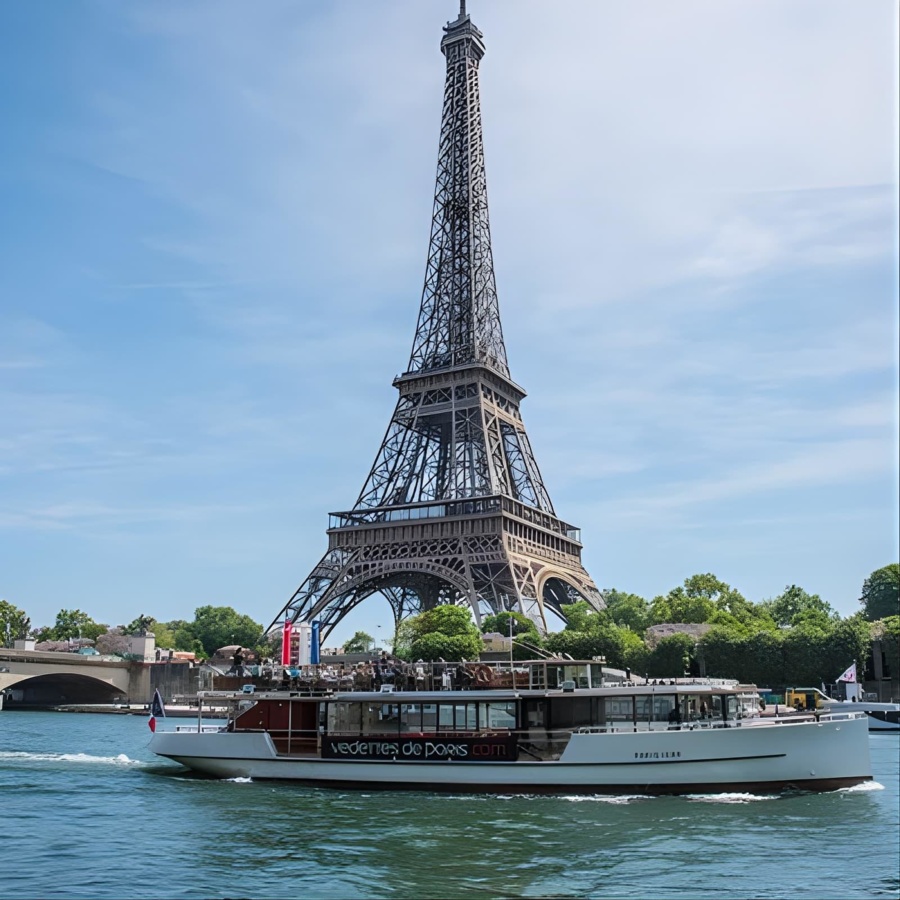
[784,687,829,711]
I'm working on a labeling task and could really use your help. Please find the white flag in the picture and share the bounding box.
[836,663,857,683]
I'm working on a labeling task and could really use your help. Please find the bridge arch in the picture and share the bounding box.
[2,672,127,707]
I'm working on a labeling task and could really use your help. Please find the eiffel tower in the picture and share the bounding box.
[269,2,603,641]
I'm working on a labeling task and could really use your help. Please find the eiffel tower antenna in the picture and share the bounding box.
[268,7,602,642]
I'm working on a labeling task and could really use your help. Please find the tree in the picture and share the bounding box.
[343,631,375,653]
[860,564,900,621]
[644,634,695,678]
[544,621,643,670]
[879,616,900,681]
[602,589,650,633]
[0,599,30,646]
[47,609,106,642]
[649,588,715,625]
[481,612,543,659]
[184,605,263,657]
[398,605,483,662]
[761,585,837,628]
[122,615,175,649]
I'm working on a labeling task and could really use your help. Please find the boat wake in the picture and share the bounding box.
[834,781,884,793]
[0,751,146,767]
[223,776,253,783]
[686,792,780,803]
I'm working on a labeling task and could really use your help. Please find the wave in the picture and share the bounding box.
[223,776,253,783]
[561,794,652,804]
[686,792,780,803]
[0,751,146,767]
[835,781,884,793]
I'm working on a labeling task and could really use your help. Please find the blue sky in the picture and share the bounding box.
[1,0,897,646]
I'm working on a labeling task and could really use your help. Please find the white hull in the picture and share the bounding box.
[822,701,900,732]
[151,716,872,794]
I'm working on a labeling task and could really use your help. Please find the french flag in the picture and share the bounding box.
[148,688,166,732]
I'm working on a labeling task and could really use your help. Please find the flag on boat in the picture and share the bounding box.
[836,663,857,683]
[148,688,166,732]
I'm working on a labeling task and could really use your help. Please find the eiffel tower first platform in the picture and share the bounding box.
[269,2,603,640]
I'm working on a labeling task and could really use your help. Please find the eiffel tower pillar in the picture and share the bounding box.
[268,3,603,640]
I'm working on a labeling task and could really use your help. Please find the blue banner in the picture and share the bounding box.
[310,620,321,664]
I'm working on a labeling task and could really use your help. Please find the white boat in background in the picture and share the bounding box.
[786,667,900,733]
[149,660,873,794]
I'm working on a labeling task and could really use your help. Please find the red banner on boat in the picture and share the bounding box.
[321,734,518,762]
[281,619,293,667]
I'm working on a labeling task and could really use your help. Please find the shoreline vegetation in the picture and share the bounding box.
[2,564,898,690]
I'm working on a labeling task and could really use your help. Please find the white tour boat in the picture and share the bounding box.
[149,660,873,794]
[785,684,900,733]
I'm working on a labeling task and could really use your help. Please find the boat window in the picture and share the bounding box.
[726,695,740,720]
[564,665,590,689]
[479,701,516,730]
[400,704,423,733]
[327,702,362,735]
[524,699,546,729]
[549,697,593,729]
[635,694,677,723]
[420,703,438,733]
[604,697,633,722]
[590,665,604,688]
[438,703,477,731]
[708,695,724,720]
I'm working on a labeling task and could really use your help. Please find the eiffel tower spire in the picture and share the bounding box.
[268,6,602,641]
[408,0,508,379]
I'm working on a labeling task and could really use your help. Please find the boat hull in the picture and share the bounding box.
[150,715,872,794]
[822,701,900,732]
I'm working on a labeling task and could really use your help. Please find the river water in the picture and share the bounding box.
[1,711,897,900]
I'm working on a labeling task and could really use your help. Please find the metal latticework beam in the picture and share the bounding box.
[268,6,602,641]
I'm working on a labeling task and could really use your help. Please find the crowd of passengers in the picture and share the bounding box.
[231,652,504,693]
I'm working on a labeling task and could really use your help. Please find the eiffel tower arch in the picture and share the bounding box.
[269,3,603,641]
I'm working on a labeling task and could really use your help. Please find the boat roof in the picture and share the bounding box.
[200,682,754,703]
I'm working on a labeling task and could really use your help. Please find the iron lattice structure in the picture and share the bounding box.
[269,3,603,640]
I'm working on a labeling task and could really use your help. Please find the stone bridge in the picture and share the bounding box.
[0,648,149,707]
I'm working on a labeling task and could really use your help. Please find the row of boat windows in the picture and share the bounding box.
[327,701,518,735]
[324,695,743,735]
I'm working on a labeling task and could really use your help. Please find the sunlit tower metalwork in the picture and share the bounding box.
[269,2,603,640]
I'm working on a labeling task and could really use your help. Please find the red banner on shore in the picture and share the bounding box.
[281,619,293,666]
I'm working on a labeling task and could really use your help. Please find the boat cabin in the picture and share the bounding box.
[220,681,752,761]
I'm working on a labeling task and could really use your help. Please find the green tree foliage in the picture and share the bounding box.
[0,599,31,645]
[122,615,175,649]
[343,631,375,653]
[397,605,483,662]
[602,589,650,633]
[544,602,645,671]
[481,611,543,660]
[43,609,106,642]
[700,615,872,687]
[649,588,715,625]
[879,616,900,680]
[760,585,837,628]
[699,628,786,686]
[175,606,264,658]
[860,564,900,621]
[644,634,695,678]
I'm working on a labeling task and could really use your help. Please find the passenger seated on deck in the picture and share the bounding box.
[667,705,681,725]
